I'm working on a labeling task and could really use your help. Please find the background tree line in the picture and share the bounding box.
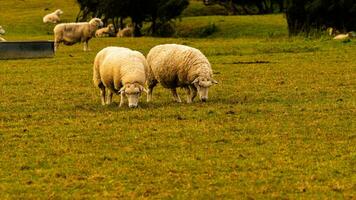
[76,0,189,36]
[285,0,356,35]
[76,0,356,37]
[203,0,286,15]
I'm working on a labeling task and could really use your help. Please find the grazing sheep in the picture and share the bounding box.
[0,37,5,42]
[53,18,103,51]
[93,47,148,108]
[116,26,134,37]
[0,26,5,35]
[95,24,115,37]
[43,9,63,24]
[146,44,218,103]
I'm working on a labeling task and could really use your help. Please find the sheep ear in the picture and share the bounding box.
[139,85,148,94]
[211,79,218,84]
[192,77,199,84]
[119,86,125,94]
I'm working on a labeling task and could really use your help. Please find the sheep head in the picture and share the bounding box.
[89,18,103,28]
[55,9,63,15]
[119,83,147,108]
[108,24,115,34]
[192,76,218,102]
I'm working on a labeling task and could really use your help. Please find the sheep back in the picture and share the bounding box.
[117,27,134,37]
[54,22,97,44]
[93,47,147,92]
[146,44,213,88]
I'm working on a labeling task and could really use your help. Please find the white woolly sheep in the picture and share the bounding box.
[95,24,115,37]
[0,26,5,35]
[146,44,218,103]
[116,26,134,37]
[43,9,63,24]
[333,32,353,40]
[93,47,148,108]
[0,37,6,42]
[53,18,103,51]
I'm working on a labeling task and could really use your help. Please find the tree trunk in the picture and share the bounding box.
[151,18,157,35]
[120,17,124,29]
[229,1,239,15]
[277,0,285,12]
[133,22,142,37]
[76,10,82,22]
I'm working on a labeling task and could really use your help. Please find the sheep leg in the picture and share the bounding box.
[106,90,113,105]
[99,83,106,106]
[83,41,89,51]
[189,85,197,102]
[171,88,182,103]
[119,92,125,107]
[54,41,59,52]
[184,86,192,103]
[147,80,157,102]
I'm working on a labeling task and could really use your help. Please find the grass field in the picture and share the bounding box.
[1,0,355,199]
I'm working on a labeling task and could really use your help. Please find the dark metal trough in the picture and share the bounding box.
[0,41,54,59]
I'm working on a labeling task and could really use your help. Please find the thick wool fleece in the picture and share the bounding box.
[43,9,63,23]
[93,47,147,92]
[146,44,213,88]
[54,18,102,45]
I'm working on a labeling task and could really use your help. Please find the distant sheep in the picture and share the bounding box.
[93,47,148,108]
[0,26,5,35]
[146,44,218,103]
[95,24,115,37]
[43,9,63,24]
[53,18,103,51]
[0,37,5,42]
[116,26,134,37]
[333,33,350,40]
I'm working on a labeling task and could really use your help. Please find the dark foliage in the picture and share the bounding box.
[286,0,356,35]
[76,0,189,36]
[203,0,286,15]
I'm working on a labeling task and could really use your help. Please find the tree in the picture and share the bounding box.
[286,0,356,35]
[76,0,189,36]
[147,0,189,35]
[76,0,100,22]
[203,0,286,15]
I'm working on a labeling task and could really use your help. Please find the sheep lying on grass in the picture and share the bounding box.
[43,9,63,24]
[116,26,134,37]
[95,24,115,37]
[333,33,350,40]
[93,47,148,108]
[146,44,218,103]
[53,18,103,51]
[333,32,355,40]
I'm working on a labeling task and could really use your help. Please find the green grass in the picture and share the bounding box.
[1,0,356,199]
[175,14,288,38]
